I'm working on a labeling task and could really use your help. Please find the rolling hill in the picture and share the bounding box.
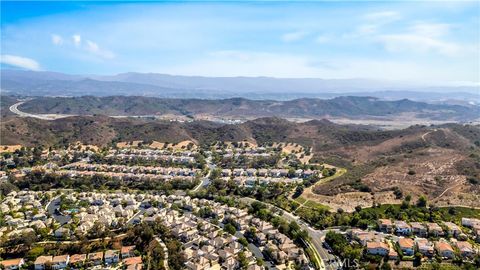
[2,69,479,101]
[13,95,480,122]
[2,114,479,210]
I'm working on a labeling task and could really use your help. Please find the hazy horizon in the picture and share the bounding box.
[1,1,479,86]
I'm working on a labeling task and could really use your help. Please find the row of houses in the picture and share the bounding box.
[377,219,479,241]
[112,148,196,157]
[227,176,303,187]
[221,168,319,178]
[363,235,477,260]
[0,246,140,270]
[63,162,200,176]
[53,169,197,183]
[350,226,479,261]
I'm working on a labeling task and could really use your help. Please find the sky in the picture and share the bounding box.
[1,1,479,85]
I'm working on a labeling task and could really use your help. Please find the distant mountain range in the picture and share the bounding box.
[1,69,478,102]
[12,95,480,122]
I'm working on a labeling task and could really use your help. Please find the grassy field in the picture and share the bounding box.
[304,200,330,210]
[292,166,347,212]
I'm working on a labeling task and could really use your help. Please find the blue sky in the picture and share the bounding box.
[1,1,479,84]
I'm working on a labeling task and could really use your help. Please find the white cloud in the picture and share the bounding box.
[281,31,308,42]
[72,34,81,46]
[55,33,115,59]
[410,23,452,38]
[315,35,330,44]
[0,54,40,70]
[364,11,400,21]
[85,40,115,59]
[377,22,464,56]
[379,34,461,56]
[350,10,402,37]
[158,50,478,83]
[51,34,63,46]
[168,50,320,77]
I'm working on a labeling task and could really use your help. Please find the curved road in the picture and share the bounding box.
[46,196,72,225]
[240,197,338,270]
[9,100,74,120]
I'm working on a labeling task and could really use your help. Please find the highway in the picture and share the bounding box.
[9,100,74,120]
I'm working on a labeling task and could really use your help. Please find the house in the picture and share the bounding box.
[461,218,480,228]
[410,222,427,237]
[247,265,263,270]
[350,229,376,246]
[0,258,25,270]
[104,250,120,264]
[34,256,53,270]
[222,256,239,270]
[389,249,399,260]
[52,255,69,270]
[87,252,104,266]
[366,241,389,256]
[394,220,411,235]
[123,257,142,270]
[416,238,434,257]
[121,246,136,258]
[455,241,475,258]
[427,223,444,237]
[378,219,393,233]
[69,254,86,268]
[398,238,415,256]
[443,222,462,237]
[435,241,455,259]
[54,227,70,238]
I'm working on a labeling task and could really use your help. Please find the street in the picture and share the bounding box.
[240,197,339,270]
[46,196,72,225]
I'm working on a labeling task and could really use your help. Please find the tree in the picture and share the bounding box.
[238,251,248,269]
[417,196,428,207]
[224,224,236,235]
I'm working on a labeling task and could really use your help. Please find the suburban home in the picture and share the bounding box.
[378,219,393,233]
[427,223,444,237]
[455,241,476,258]
[388,249,399,260]
[366,241,390,256]
[394,220,412,235]
[410,222,427,237]
[398,238,415,256]
[105,250,120,264]
[51,255,69,270]
[461,218,480,228]
[435,241,455,259]
[415,238,434,257]
[247,264,263,270]
[34,256,53,270]
[123,257,143,270]
[121,246,136,258]
[443,222,462,237]
[0,258,25,270]
[88,252,104,266]
[54,227,71,238]
[69,254,86,268]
